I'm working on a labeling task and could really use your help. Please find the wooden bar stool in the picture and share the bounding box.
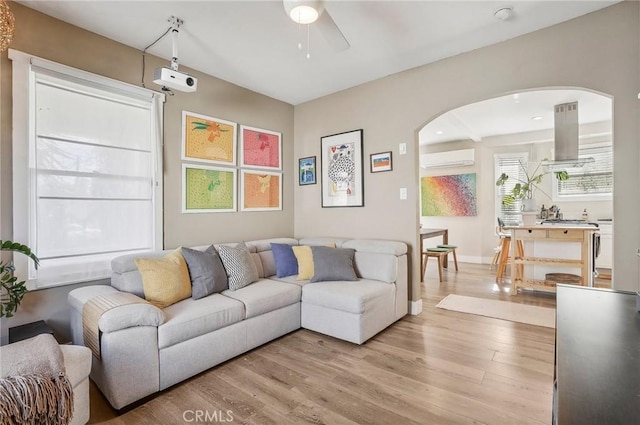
[495,237,524,283]
[422,248,451,282]
[437,244,459,271]
[489,245,502,270]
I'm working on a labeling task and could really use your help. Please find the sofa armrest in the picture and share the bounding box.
[99,302,165,332]
[68,285,165,333]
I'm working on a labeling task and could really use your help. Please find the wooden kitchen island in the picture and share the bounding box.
[504,225,599,295]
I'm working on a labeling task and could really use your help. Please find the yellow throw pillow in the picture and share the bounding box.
[135,248,192,308]
[292,246,314,280]
[292,243,336,281]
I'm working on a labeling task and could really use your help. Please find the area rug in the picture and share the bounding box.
[436,294,555,328]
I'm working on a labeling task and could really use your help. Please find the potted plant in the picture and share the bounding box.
[0,240,39,318]
[496,160,569,211]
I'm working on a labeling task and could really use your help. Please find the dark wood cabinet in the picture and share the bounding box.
[555,285,640,424]
[8,320,54,344]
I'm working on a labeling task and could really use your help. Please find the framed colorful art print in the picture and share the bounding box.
[320,129,364,208]
[182,164,237,213]
[240,170,282,211]
[370,151,392,173]
[298,156,316,185]
[182,111,237,165]
[240,125,282,170]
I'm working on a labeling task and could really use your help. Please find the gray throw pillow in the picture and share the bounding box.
[218,242,259,290]
[310,246,358,283]
[182,246,228,299]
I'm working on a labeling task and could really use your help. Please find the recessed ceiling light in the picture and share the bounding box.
[531,116,543,121]
[435,130,444,135]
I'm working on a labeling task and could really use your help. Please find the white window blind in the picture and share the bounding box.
[555,144,613,196]
[495,153,528,226]
[10,50,164,289]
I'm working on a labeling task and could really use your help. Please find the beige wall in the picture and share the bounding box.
[294,2,639,302]
[0,4,294,342]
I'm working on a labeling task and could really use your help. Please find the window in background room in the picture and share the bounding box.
[554,143,613,199]
[10,50,164,289]
[495,153,528,226]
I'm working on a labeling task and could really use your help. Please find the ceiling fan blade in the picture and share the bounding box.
[317,10,350,51]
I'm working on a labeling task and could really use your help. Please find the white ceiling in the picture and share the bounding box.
[420,89,613,146]
[18,0,619,105]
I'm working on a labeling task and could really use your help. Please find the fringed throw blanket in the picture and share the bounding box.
[82,292,149,359]
[0,333,74,425]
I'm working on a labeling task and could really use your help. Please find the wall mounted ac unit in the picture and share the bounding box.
[420,148,475,168]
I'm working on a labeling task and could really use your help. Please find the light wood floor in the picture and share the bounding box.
[89,263,611,425]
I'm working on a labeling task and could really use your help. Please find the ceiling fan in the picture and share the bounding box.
[283,0,350,51]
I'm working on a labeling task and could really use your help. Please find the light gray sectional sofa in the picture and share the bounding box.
[68,237,408,409]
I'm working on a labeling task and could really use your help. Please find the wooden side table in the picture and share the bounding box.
[8,320,54,344]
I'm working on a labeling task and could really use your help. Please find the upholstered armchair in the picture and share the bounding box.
[0,334,91,425]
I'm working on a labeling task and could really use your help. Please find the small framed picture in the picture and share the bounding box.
[298,156,317,185]
[370,151,393,173]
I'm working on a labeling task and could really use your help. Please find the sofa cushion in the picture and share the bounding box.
[247,238,299,278]
[298,237,348,248]
[218,242,259,290]
[302,279,395,314]
[271,243,299,277]
[268,275,309,287]
[135,248,192,308]
[182,246,228,299]
[292,245,314,280]
[222,279,301,319]
[112,250,169,297]
[310,246,358,283]
[158,294,245,349]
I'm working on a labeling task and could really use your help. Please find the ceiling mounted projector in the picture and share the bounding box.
[153,67,197,92]
[152,16,197,93]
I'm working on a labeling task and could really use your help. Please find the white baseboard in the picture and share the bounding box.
[457,255,484,264]
[409,299,423,315]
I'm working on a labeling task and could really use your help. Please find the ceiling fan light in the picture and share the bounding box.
[290,5,318,24]
[283,0,324,24]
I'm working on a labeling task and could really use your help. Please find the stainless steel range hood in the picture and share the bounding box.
[542,102,595,171]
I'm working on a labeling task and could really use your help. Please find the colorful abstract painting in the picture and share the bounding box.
[241,170,282,211]
[421,173,477,216]
[183,164,236,213]
[182,111,237,165]
[240,125,282,170]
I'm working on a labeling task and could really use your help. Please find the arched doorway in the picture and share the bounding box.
[416,88,613,293]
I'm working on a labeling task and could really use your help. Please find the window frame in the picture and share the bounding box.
[552,141,613,202]
[494,152,529,226]
[9,49,165,290]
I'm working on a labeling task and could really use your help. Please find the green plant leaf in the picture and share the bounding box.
[495,173,509,186]
[502,194,516,206]
[0,240,39,267]
[0,240,39,318]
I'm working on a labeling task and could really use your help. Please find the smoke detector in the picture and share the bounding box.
[494,7,513,21]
